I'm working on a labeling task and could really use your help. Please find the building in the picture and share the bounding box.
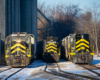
[6,0,37,41]
[0,33,1,64]
[0,0,6,64]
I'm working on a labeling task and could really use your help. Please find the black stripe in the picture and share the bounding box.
[11,46,26,52]
[46,48,57,51]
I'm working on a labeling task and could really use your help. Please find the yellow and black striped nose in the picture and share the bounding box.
[76,39,89,52]
[11,43,26,54]
[46,43,57,53]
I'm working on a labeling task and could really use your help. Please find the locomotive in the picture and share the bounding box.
[5,32,36,67]
[62,33,94,63]
[43,36,61,62]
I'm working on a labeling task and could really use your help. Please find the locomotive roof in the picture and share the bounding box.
[12,32,27,34]
[9,32,35,38]
[46,36,58,41]
[5,32,35,41]
[62,33,89,40]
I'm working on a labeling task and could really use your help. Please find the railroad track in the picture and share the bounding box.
[88,64,100,69]
[0,67,12,73]
[0,63,36,80]
[44,63,75,80]
[77,64,100,76]
[0,68,24,80]
[0,61,46,80]
[5,68,24,80]
[44,63,100,80]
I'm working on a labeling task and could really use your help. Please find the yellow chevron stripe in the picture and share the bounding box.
[81,47,85,49]
[76,43,89,48]
[76,39,89,44]
[46,46,57,50]
[11,44,26,50]
[46,43,57,47]
[86,49,89,51]
[47,49,57,53]
[77,48,81,51]
[77,47,85,51]
[11,48,25,54]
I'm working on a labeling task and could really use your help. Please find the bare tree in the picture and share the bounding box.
[48,4,81,40]
[80,2,100,57]
[38,3,81,41]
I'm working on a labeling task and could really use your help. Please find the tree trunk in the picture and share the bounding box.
[96,46,99,57]
[96,41,99,57]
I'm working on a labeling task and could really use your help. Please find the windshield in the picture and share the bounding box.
[12,37,26,41]
[19,37,26,41]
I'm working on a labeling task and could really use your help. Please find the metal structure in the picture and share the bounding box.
[0,33,1,63]
[37,9,51,37]
[5,0,37,42]
[0,0,51,63]
[0,0,5,64]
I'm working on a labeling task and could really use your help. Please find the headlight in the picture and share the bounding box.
[17,40,21,43]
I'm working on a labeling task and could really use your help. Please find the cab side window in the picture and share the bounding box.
[71,38,74,47]
[7,37,11,43]
[26,37,30,43]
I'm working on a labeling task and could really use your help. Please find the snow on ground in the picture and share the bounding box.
[27,60,46,68]
[58,61,100,78]
[62,70,100,77]
[62,70,100,79]
[8,60,46,80]
[58,55,100,79]
[90,55,100,66]
[0,66,11,72]
[58,61,84,70]
[8,60,68,80]
[0,68,21,80]
[0,55,100,80]
[8,67,43,80]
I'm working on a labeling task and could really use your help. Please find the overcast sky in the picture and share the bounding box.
[38,0,100,9]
